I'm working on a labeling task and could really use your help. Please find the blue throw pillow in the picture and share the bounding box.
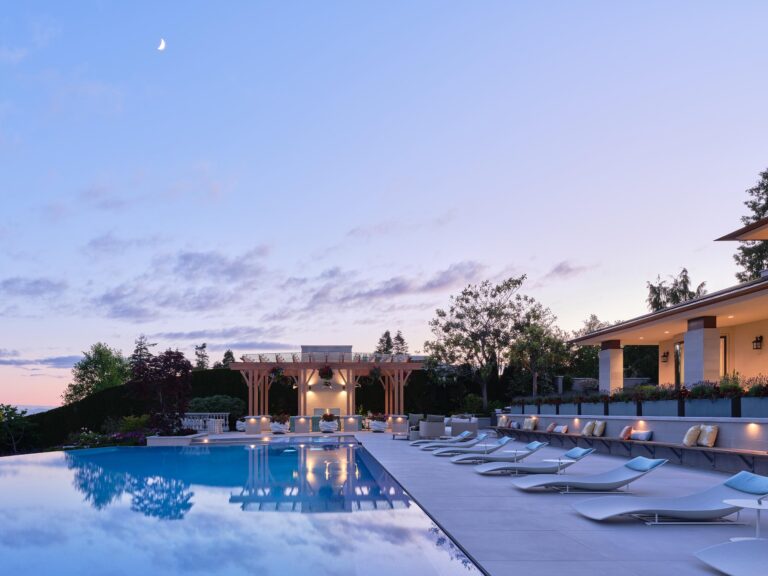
[525,441,546,451]
[725,471,768,495]
[630,430,653,441]
[564,447,593,460]
[625,457,666,472]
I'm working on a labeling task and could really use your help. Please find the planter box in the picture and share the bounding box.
[370,420,388,433]
[580,402,605,416]
[641,400,679,417]
[291,416,311,433]
[539,404,557,415]
[270,422,289,434]
[319,420,339,433]
[559,403,578,415]
[147,433,206,447]
[509,405,523,415]
[741,397,768,418]
[608,402,636,416]
[685,398,732,418]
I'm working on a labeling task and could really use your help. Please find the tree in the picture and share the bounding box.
[393,330,409,355]
[509,314,569,397]
[569,314,611,378]
[0,404,34,454]
[128,349,192,433]
[62,343,130,404]
[130,335,156,371]
[194,343,209,370]
[424,275,532,409]
[646,268,706,311]
[222,349,235,367]
[734,168,768,282]
[375,330,393,354]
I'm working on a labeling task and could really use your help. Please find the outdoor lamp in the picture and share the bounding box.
[661,351,669,363]
[753,336,764,350]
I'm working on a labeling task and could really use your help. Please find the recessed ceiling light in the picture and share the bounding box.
[727,315,734,319]
[639,336,644,340]
[664,331,669,334]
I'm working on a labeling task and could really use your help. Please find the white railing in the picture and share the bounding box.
[182,412,230,433]
[241,352,421,363]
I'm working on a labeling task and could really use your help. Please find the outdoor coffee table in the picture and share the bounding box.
[543,458,576,474]
[723,498,768,540]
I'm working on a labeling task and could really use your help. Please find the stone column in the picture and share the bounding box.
[683,316,720,387]
[598,340,623,393]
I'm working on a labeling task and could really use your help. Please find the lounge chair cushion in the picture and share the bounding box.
[426,414,444,423]
[593,421,606,437]
[625,456,666,472]
[630,430,653,441]
[697,425,719,448]
[525,441,546,451]
[619,425,632,440]
[553,425,568,433]
[682,425,702,447]
[581,421,595,436]
[564,447,592,459]
[546,422,557,432]
[452,417,470,424]
[724,471,768,495]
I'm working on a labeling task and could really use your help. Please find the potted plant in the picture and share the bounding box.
[318,365,333,385]
[318,412,338,433]
[685,380,737,417]
[270,413,290,434]
[369,413,387,433]
[743,375,768,417]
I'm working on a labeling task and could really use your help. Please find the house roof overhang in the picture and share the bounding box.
[572,276,768,346]
[716,216,768,241]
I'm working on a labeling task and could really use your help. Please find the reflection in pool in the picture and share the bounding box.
[0,445,480,575]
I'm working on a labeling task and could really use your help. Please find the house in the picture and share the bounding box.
[573,217,768,392]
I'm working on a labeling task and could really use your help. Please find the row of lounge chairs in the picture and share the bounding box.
[407,430,768,575]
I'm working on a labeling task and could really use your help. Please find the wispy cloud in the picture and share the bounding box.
[150,326,276,341]
[0,355,80,368]
[0,46,27,65]
[0,277,67,297]
[537,260,594,286]
[0,349,19,358]
[207,341,294,352]
[83,232,159,256]
[172,246,269,282]
[79,186,129,212]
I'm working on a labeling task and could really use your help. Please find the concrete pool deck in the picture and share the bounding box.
[356,431,748,576]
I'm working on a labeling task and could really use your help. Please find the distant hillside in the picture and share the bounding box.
[17,405,56,415]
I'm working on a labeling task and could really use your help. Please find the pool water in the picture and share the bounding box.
[0,444,481,575]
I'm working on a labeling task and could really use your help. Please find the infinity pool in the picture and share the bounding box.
[0,443,481,575]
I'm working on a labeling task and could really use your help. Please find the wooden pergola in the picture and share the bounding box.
[229,352,424,416]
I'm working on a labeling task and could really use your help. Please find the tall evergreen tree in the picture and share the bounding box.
[375,330,393,354]
[646,268,706,311]
[194,343,209,370]
[393,330,408,355]
[734,168,768,282]
[214,349,236,369]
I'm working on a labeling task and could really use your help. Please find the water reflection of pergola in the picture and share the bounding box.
[230,351,424,416]
[229,445,411,513]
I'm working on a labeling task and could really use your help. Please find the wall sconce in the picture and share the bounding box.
[308,384,313,391]
[661,351,669,363]
[753,336,764,350]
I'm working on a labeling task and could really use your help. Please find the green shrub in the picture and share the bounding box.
[188,395,246,417]
[745,375,768,397]
[460,393,483,415]
[119,414,151,432]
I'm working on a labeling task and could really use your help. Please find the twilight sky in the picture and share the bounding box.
[2,1,768,406]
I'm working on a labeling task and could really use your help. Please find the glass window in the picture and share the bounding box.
[720,336,728,377]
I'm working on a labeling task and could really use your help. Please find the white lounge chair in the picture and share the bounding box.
[572,470,768,524]
[410,430,472,447]
[432,435,511,457]
[511,456,667,494]
[695,539,768,576]
[419,432,488,452]
[474,446,594,474]
[451,440,548,465]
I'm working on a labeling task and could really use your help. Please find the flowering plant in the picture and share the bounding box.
[369,413,387,422]
[320,413,337,422]
[271,413,290,424]
[318,365,333,381]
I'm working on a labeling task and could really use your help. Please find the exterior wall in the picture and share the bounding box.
[304,371,350,415]
[658,337,677,385]
[658,320,768,386]
[728,319,768,380]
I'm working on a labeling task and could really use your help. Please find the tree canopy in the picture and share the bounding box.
[393,330,408,355]
[734,167,768,282]
[194,343,209,370]
[646,268,706,311]
[62,343,130,405]
[375,330,393,354]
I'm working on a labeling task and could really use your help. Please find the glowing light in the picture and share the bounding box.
[728,315,735,319]
[203,438,209,443]
[748,423,760,436]
[249,444,255,449]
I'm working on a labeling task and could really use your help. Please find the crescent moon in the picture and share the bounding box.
[158,38,166,51]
